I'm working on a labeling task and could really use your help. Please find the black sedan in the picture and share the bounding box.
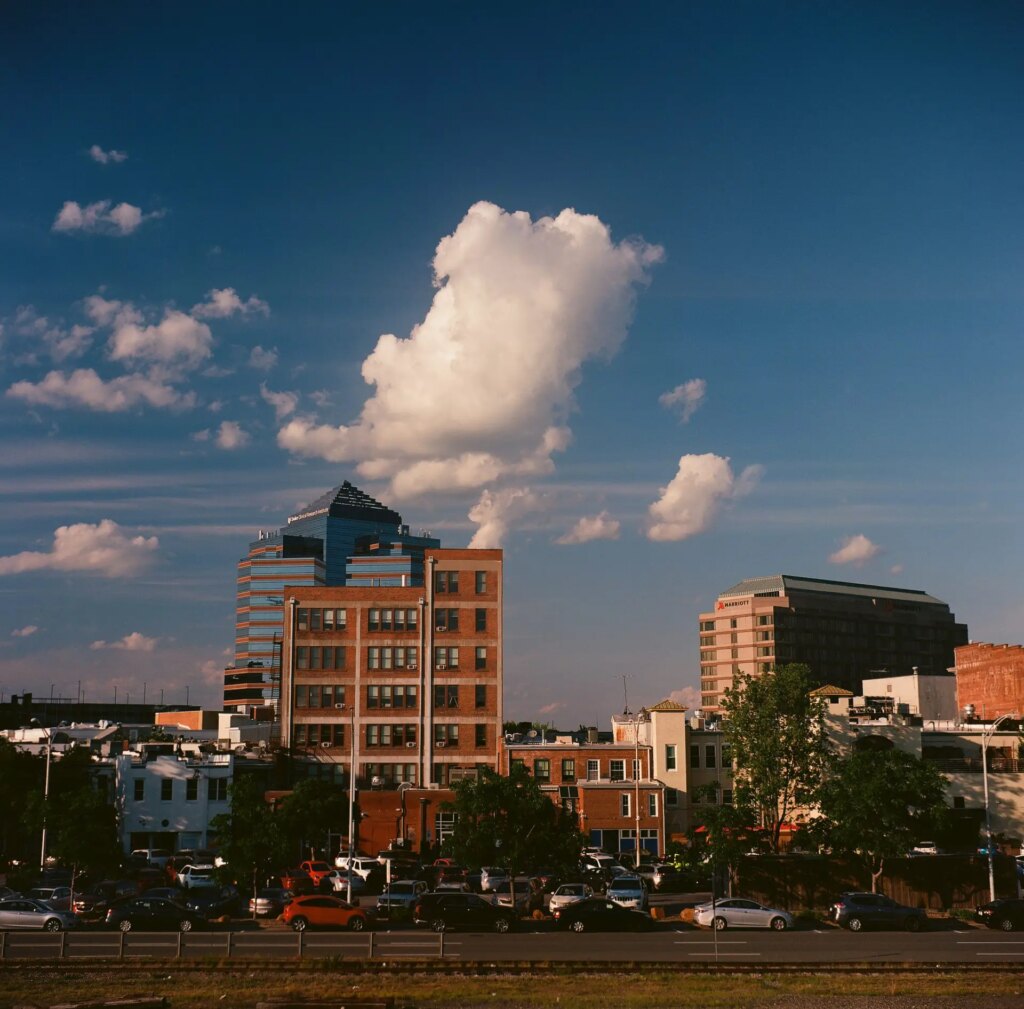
[106,896,206,932]
[183,885,241,920]
[976,898,1024,932]
[553,896,654,932]
[412,892,517,933]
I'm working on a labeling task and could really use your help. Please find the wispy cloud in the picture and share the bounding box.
[260,383,298,420]
[829,533,882,566]
[7,369,195,412]
[248,345,278,370]
[11,625,39,638]
[52,200,163,236]
[191,288,269,320]
[555,511,621,545]
[90,632,157,652]
[659,378,707,423]
[0,519,158,578]
[215,421,249,450]
[88,145,127,165]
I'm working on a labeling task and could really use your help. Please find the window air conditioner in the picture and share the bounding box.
[408,661,417,669]
[436,741,446,748]
[437,662,447,670]
[320,741,331,748]
[334,703,345,710]
[406,741,416,749]
[436,626,445,633]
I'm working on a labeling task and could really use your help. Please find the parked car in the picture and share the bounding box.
[553,896,653,932]
[26,886,73,911]
[176,865,218,889]
[412,892,516,933]
[976,898,1024,932]
[376,880,428,915]
[320,870,366,895]
[141,887,186,905]
[73,879,141,920]
[299,860,335,887]
[0,898,79,932]
[606,875,648,912]
[910,841,941,856]
[106,896,205,933]
[480,866,509,893]
[335,856,382,881]
[249,887,290,918]
[829,892,927,932]
[130,848,173,869]
[184,885,241,920]
[282,894,368,932]
[132,868,168,892]
[650,864,684,892]
[279,869,315,895]
[694,898,794,931]
[548,883,594,914]
[490,878,540,914]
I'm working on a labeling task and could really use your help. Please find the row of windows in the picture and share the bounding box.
[435,570,489,594]
[433,684,488,709]
[295,646,346,671]
[295,683,489,711]
[700,615,774,632]
[295,723,346,747]
[368,608,418,632]
[367,685,418,709]
[435,608,489,632]
[364,762,417,785]
[510,757,642,782]
[368,646,418,670]
[689,743,732,769]
[366,724,417,747]
[294,684,346,709]
[432,724,489,747]
[296,603,494,634]
[297,608,347,632]
[132,778,227,801]
[618,793,659,817]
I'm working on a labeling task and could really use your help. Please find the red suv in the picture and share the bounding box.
[282,895,369,932]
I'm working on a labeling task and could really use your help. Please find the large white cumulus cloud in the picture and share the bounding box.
[647,453,762,542]
[279,201,662,498]
[0,519,158,577]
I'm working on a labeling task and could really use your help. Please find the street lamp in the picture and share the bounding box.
[623,709,647,864]
[980,712,1020,902]
[31,720,53,871]
[339,704,357,903]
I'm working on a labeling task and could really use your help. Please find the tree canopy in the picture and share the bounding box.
[721,663,830,852]
[441,765,584,872]
[811,748,949,890]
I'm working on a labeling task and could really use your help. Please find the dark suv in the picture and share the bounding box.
[830,892,927,932]
[412,892,516,933]
[976,898,1024,932]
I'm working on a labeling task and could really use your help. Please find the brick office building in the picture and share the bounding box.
[280,548,503,790]
[955,643,1024,720]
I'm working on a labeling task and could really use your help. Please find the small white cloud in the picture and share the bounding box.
[659,378,707,423]
[6,368,195,413]
[191,288,270,320]
[108,309,212,369]
[9,306,94,362]
[537,701,565,717]
[260,383,298,420]
[88,145,127,165]
[248,345,278,371]
[829,534,882,566]
[191,428,211,442]
[647,453,762,542]
[90,632,157,652]
[11,625,39,638]
[0,519,158,578]
[890,563,904,575]
[555,511,621,545]
[667,686,700,709]
[52,200,163,236]
[215,420,249,450]
[467,487,545,548]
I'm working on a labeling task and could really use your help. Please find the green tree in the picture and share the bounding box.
[276,778,348,861]
[209,775,289,895]
[442,765,584,875]
[811,748,949,891]
[721,663,830,852]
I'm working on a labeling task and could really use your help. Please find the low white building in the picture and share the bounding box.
[860,670,958,721]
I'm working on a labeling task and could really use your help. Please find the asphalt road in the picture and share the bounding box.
[2,920,1023,964]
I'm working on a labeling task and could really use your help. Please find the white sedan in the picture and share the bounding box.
[694,898,794,931]
[548,883,594,914]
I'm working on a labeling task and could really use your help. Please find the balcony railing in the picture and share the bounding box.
[924,757,1023,774]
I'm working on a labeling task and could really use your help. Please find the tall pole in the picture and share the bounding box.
[633,715,641,863]
[346,704,356,904]
[981,713,1019,902]
[39,727,52,871]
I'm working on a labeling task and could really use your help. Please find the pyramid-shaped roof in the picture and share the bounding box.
[648,698,688,712]
[808,684,855,697]
[288,480,402,527]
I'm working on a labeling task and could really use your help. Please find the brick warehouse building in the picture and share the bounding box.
[955,642,1024,720]
[698,575,967,710]
[280,548,503,790]
[502,738,666,856]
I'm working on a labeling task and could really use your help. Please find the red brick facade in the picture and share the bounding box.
[956,642,1024,719]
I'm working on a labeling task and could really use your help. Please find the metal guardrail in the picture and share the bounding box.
[0,930,450,962]
[924,757,1023,773]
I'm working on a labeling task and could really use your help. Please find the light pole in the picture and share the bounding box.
[980,712,1020,902]
[624,709,647,864]
[342,704,357,903]
[32,720,53,871]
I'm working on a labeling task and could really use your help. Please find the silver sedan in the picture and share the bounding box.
[0,898,79,931]
[694,897,794,931]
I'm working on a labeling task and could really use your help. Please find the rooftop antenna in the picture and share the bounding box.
[622,675,630,716]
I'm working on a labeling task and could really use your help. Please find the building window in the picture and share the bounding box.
[705,745,717,768]
[953,796,965,809]
[702,694,717,707]
[722,789,733,805]
[561,758,576,782]
[475,646,487,671]
[700,620,715,632]
[620,793,631,817]
[475,724,487,748]
[700,650,715,662]
[161,779,173,802]
[186,777,198,801]
[434,646,458,670]
[610,759,625,782]
[475,608,487,632]
[730,618,737,629]
[757,615,771,626]
[208,778,228,802]
[665,744,677,771]
[689,744,700,768]
[435,608,459,632]
[586,759,599,781]
[648,793,658,817]
[665,788,678,807]
[435,810,457,843]
[133,779,144,801]
[435,570,459,594]
[534,758,551,782]
[475,571,487,594]
[297,608,309,631]
[434,724,459,746]
[296,646,309,670]
[433,684,459,709]
[474,685,486,708]
[511,758,525,774]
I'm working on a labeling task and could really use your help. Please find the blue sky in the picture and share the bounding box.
[1,1,1021,721]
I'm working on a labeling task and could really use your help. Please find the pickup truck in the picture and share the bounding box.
[176,864,218,889]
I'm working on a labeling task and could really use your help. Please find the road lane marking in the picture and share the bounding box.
[686,952,761,957]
